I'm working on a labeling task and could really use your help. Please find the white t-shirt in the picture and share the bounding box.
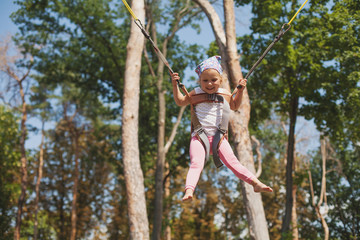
[192,87,227,137]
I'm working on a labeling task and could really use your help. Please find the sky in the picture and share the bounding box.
[0,1,19,37]
[0,0,319,153]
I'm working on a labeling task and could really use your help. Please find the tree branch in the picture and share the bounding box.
[164,106,186,154]
[251,135,262,178]
[193,0,227,51]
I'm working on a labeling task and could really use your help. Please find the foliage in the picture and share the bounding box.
[325,148,360,239]
[235,0,359,237]
[171,165,229,239]
[12,0,129,102]
[25,87,123,239]
[0,105,21,239]
[235,0,360,147]
[300,0,360,148]
[305,144,360,239]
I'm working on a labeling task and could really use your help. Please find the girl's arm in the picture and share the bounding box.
[230,78,247,110]
[170,72,191,106]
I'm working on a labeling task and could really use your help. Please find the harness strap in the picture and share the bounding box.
[195,130,211,164]
[191,105,210,163]
[212,96,230,168]
[190,92,231,105]
[191,94,230,168]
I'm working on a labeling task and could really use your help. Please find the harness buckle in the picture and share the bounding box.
[218,128,227,135]
[207,94,224,103]
[194,126,205,135]
[208,94,216,101]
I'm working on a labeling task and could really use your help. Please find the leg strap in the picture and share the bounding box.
[212,131,226,168]
[195,128,210,164]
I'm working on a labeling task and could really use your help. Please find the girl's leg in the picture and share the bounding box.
[183,136,206,201]
[218,139,273,193]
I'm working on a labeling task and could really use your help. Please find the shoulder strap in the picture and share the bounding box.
[190,92,231,105]
[212,97,231,168]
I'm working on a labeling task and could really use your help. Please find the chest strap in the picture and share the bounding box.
[190,93,231,168]
[190,92,231,105]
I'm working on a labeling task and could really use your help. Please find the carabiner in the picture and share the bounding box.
[134,19,150,39]
[281,23,292,34]
[275,23,292,42]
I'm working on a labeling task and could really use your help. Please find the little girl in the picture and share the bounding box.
[171,56,273,202]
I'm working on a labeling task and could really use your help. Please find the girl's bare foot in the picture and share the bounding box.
[252,178,273,193]
[182,188,194,202]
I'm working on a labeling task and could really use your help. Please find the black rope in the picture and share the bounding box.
[237,23,291,89]
[133,19,189,91]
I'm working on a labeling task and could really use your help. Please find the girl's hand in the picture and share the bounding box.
[238,78,247,90]
[170,72,180,86]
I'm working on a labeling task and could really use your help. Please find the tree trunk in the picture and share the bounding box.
[291,185,299,240]
[309,137,329,240]
[194,1,270,239]
[150,2,192,238]
[122,1,149,239]
[229,108,270,240]
[281,95,299,236]
[34,122,45,240]
[152,19,168,238]
[164,162,172,240]
[14,77,28,240]
[291,135,299,240]
[319,138,329,240]
[70,131,80,240]
[1,39,32,240]
[153,62,166,240]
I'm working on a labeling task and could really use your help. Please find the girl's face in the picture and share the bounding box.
[199,68,222,94]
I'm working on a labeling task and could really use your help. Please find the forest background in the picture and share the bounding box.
[0,0,359,240]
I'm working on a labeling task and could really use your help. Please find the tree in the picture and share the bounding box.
[0,35,33,240]
[300,0,360,148]
[326,147,360,239]
[11,0,145,237]
[305,135,360,239]
[307,136,331,240]
[193,0,271,239]
[122,0,150,239]
[26,82,121,239]
[250,118,287,240]
[234,0,359,237]
[28,82,51,240]
[143,1,203,239]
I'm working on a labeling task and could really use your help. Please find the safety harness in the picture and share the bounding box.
[190,91,232,168]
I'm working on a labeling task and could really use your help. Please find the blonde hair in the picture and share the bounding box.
[220,72,228,84]
[197,69,228,85]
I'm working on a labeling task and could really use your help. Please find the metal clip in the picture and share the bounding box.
[194,126,204,135]
[218,128,227,135]
[208,94,216,101]
[275,23,292,42]
[134,19,150,39]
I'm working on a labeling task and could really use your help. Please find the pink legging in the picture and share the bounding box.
[185,136,256,191]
